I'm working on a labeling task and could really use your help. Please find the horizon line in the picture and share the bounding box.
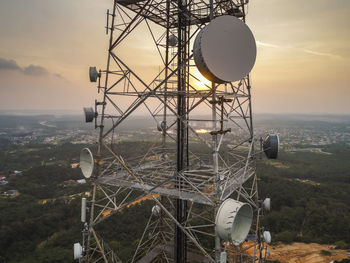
[0,109,350,117]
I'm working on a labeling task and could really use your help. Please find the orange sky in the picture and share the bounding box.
[0,0,349,114]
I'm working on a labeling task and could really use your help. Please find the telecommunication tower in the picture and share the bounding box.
[75,0,279,262]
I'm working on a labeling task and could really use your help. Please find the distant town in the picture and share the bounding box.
[1,114,349,147]
[1,113,350,198]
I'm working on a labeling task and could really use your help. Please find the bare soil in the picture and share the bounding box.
[266,242,349,263]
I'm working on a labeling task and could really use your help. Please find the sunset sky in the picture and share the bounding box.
[0,0,349,114]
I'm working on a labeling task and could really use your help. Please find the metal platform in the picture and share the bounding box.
[116,0,244,28]
[97,158,255,205]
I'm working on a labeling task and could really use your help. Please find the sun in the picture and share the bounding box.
[193,67,211,90]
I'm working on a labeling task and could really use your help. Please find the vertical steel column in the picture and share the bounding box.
[208,0,221,262]
[175,0,188,261]
[162,0,170,147]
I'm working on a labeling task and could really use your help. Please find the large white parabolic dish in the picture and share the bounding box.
[80,148,94,179]
[193,15,256,83]
[215,198,253,246]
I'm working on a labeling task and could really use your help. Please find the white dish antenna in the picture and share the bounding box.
[73,243,83,260]
[193,15,256,83]
[80,148,94,179]
[215,198,253,246]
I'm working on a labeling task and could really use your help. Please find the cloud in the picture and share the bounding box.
[0,58,21,71]
[256,41,280,49]
[54,73,63,79]
[302,49,342,60]
[256,41,342,60]
[23,64,49,76]
[0,57,63,77]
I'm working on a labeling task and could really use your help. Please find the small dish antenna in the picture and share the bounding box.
[80,148,94,178]
[83,107,96,123]
[160,153,169,161]
[263,134,279,159]
[215,198,253,246]
[89,66,100,82]
[73,243,83,260]
[168,34,178,47]
[151,205,161,216]
[157,120,166,132]
[263,231,271,244]
[193,15,256,83]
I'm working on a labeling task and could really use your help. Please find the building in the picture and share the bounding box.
[0,175,8,185]
[3,190,19,197]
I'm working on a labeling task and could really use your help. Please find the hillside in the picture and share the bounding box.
[0,115,349,262]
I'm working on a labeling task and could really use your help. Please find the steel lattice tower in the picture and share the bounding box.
[79,0,271,262]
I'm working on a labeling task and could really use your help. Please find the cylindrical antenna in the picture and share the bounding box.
[106,9,110,35]
[81,197,87,223]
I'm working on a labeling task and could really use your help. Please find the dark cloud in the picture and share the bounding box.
[23,65,49,76]
[0,57,62,78]
[54,73,63,79]
[0,58,21,71]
